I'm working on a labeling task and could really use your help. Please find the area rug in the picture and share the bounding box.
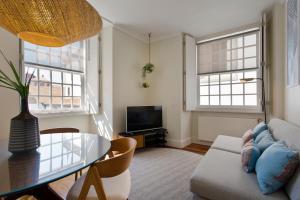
[129,148,202,200]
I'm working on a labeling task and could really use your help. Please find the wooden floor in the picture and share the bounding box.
[27,144,210,200]
[183,143,210,154]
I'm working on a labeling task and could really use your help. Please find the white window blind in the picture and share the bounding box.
[24,41,85,73]
[197,30,259,75]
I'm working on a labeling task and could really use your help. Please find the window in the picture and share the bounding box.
[197,30,261,112]
[23,41,86,113]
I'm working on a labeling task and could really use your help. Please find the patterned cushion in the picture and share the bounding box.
[256,132,275,152]
[242,129,253,145]
[253,122,268,139]
[241,139,261,173]
[256,141,299,194]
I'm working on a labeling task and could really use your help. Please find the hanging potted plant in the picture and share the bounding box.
[0,49,39,153]
[142,33,155,88]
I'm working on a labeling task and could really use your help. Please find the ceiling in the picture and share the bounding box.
[89,0,278,42]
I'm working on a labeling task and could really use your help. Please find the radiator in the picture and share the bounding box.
[197,115,258,142]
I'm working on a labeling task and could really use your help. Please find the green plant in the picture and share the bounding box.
[0,49,34,98]
[142,63,154,77]
[142,82,150,88]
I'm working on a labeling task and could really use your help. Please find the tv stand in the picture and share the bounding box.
[119,128,167,148]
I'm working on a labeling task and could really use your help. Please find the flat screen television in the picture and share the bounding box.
[126,106,162,133]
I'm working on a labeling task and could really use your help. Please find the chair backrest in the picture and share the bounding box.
[40,128,80,134]
[95,137,137,178]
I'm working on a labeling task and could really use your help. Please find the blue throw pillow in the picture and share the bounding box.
[255,131,275,152]
[255,141,299,194]
[254,130,269,144]
[241,139,261,173]
[253,122,268,139]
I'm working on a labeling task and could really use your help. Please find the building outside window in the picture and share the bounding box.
[23,40,86,113]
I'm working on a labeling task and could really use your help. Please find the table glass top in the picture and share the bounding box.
[0,133,111,197]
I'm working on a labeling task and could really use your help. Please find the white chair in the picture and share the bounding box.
[66,137,137,200]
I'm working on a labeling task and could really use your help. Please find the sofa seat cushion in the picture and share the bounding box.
[211,135,242,154]
[190,149,288,200]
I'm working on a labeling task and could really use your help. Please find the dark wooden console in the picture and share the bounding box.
[119,128,167,148]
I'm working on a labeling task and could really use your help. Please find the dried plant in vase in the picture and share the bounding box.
[0,49,39,153]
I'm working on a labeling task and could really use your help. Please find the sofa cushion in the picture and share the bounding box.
[255,131,275,152]
[255,141,299,195]
[269,118,300,200]
[254,129,270,143]
[253,121,268,139]
[242,129,254,145]
[241,139,261,173]
[211,135,242,154]
[190,149,289,200]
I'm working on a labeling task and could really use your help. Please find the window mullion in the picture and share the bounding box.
[230,38,233,106]
[208,76,210,106]
[71,73,74,109]
[37,68,40,109]
[242,36,245,106]
[61,71,63,110]
[50,69,53,110]
[218,75,221,106]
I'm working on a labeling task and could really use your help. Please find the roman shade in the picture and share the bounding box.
[197,29,260,75]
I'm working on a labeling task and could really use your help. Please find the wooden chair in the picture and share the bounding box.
[66,137,137,200]
[40,128,80,134]
[16,195,37,200]
[40,128,82,180]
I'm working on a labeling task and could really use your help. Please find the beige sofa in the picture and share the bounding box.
[190,118,300,200]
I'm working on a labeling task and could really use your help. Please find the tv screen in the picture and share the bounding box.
[126,106,162,132]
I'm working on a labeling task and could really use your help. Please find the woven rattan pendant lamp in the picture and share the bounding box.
[0,0,102,47]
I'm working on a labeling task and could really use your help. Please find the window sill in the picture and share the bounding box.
[33,110,90,119]
[193,106,263,114]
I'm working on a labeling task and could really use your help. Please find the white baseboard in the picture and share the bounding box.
[167,137,191,148]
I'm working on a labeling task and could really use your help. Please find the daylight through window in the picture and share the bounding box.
[23,41,86,113]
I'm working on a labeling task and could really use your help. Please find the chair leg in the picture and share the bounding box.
[78,165,107,200]
[80,169,82,176]
[75,172,78,181]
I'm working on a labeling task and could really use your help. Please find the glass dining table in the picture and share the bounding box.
[0,132,111,198]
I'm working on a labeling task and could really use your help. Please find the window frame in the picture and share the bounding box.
[20,40,88,115]
[195,29,263,113]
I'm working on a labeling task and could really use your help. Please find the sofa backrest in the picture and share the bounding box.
[268,118,300,200]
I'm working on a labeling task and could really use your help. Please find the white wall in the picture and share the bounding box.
[267,2,300,127]
[89,26,114,139]
[277,2,300,127]
[268,3,285,119]
[112,28,149,134]
[0,28,19,139]
[39,114,90,132]
[267,2,300,128]
[149,35,192,147]
[282,0,300,126]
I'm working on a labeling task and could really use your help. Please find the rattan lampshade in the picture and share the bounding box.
[0,0,102,47]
